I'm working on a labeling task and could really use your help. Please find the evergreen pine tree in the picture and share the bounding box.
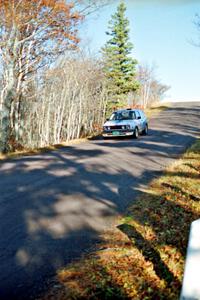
[102,1,139,108]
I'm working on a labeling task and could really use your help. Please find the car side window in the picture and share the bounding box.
[140,111,144,119]
[135,111,140,119]
[131,111,136,119]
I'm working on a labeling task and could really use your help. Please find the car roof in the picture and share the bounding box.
[113,109,142,113]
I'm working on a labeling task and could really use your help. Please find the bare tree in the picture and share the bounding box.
[15,53,108,149]
[0,0,112,152]
[0,0,84,152]
[131,64,170,108]
[193,14,200,46]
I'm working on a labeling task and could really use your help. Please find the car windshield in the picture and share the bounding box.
[109,111,135,121]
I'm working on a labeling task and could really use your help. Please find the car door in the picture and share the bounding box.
[129,111,137,129]
[139,110,147,131]
[135,110,143,132]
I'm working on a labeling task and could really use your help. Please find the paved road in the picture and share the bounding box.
[0,102,199,300]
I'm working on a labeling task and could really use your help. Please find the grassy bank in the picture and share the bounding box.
[145,103,169,118]
[40,139,200,300]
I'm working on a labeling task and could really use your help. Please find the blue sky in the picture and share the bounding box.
[80,0,200,101]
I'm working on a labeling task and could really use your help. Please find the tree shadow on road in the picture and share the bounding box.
[0,102,199,300]
[0,144,158,300]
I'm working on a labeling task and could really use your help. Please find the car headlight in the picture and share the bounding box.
[126,125,130,129]
[103,126,110,131]
[122,125,125,130]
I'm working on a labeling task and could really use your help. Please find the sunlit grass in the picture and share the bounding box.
[40,139,200,300]
[145,103,170,118]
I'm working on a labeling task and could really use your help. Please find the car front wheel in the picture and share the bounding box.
[133,127,139,139]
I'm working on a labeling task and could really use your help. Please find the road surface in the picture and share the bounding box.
[0,102,199,299]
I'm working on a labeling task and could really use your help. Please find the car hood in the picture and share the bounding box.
[104,120,131,126]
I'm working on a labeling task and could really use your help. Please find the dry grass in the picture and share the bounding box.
[0,138,89,161]
[145,103,170,119]
[40,139,200,300]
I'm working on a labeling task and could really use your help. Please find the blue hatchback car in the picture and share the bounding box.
[102,109,148,138]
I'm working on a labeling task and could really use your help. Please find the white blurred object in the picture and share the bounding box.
[180,219,200,300]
